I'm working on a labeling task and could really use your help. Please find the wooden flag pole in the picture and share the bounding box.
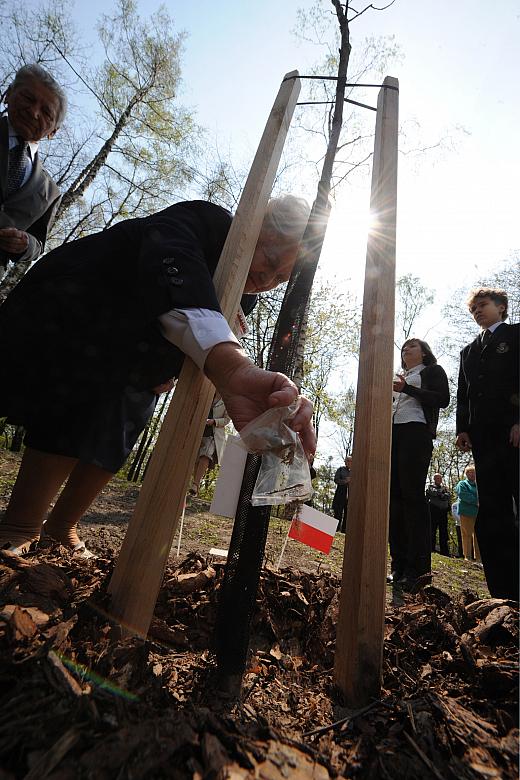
[275,524,292,571]
[108,71,301,638]
[176,500,186,558]
[333,76,399,706]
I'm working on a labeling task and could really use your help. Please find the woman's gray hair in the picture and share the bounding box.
[263,194,310,243]
[10,64,67,128]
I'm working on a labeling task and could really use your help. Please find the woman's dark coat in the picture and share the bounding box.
[399,363,450,437]
[0,200,254,468]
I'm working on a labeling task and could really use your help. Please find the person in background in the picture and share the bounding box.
[451,499,464,558]
[388,338,450,590]
[0,64,65,279]
[456,286,519,599]
[309,456,317,484]
[190,395,229,496]
[455,464,480,563]
[303,455,317,508]
[0,196,315,556]
[426,473,451,556]
[332,455,351,533]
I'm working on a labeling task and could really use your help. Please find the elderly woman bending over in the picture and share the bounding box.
[0,196,315,555]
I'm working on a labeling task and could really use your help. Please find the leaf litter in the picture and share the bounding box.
[0,542,517,779]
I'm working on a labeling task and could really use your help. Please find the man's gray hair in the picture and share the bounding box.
[263,194,310,243]
[10,64,67,128]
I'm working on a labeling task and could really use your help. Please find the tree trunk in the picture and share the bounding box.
[9,425,24,453]
[315,1,351,209]
[127,424,151,482]
[129,390,172,482]
[0,259,31,304]
[56,86,149,220]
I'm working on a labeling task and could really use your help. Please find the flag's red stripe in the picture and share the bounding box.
[288,520,334,554]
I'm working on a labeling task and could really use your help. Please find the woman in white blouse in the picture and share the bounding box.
[387,338,450,590]
[190,395,230,496]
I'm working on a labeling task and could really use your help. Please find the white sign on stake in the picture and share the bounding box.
[210,435,248,518]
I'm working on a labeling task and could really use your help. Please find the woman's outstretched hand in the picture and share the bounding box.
[205,343,316,458]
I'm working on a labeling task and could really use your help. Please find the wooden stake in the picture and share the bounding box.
[108,72,301,638]
[333,76,399,705]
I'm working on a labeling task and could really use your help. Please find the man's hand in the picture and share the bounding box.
[456,432,472,452]
[510,423,520,448]
[205,342,316,457]
[0,228,29,255]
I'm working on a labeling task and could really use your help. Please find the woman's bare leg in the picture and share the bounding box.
[191,456,210,495]
[0,448,77,548]
[44,462,114,547]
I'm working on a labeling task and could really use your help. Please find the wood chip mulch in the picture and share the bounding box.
[0,546,517,779]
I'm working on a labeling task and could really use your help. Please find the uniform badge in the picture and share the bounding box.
[496,342,509,353]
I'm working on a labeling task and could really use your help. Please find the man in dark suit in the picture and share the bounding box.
[0,64,65,279]
[456,287,519,599]
[426,473,451,556]
[332,455,351,532]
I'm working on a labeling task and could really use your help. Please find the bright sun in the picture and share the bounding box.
[320,189,373,284]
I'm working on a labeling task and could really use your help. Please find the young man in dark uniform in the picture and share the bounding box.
[456,287,519,599]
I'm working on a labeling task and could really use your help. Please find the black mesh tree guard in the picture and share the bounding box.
[216,200,331,689]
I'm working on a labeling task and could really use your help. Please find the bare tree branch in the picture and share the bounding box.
[348,0,397,23]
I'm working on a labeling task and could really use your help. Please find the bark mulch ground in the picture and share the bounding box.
[0,541,517,780]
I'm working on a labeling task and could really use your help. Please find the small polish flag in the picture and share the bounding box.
[288,504,337,554]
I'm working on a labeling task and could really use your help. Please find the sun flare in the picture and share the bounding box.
[320,192,373,279]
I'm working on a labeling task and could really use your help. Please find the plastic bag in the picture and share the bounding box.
[238,401,313,506]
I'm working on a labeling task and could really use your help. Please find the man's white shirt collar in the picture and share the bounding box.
[482,321,503,335]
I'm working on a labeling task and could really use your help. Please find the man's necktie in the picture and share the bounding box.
[481,329,492,349]
[6,139,29,196]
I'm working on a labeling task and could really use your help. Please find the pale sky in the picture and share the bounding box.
[171,0,519,296]
[72,0,518,312]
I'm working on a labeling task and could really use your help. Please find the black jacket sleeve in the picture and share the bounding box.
[456,348,470,434]
[133,201,233,320]
[402,364,450,408]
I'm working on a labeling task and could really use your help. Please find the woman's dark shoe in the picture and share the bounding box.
[399,572,433,593]
[386,570,404,584]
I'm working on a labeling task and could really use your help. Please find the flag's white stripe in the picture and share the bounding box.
[297,504,337,536]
